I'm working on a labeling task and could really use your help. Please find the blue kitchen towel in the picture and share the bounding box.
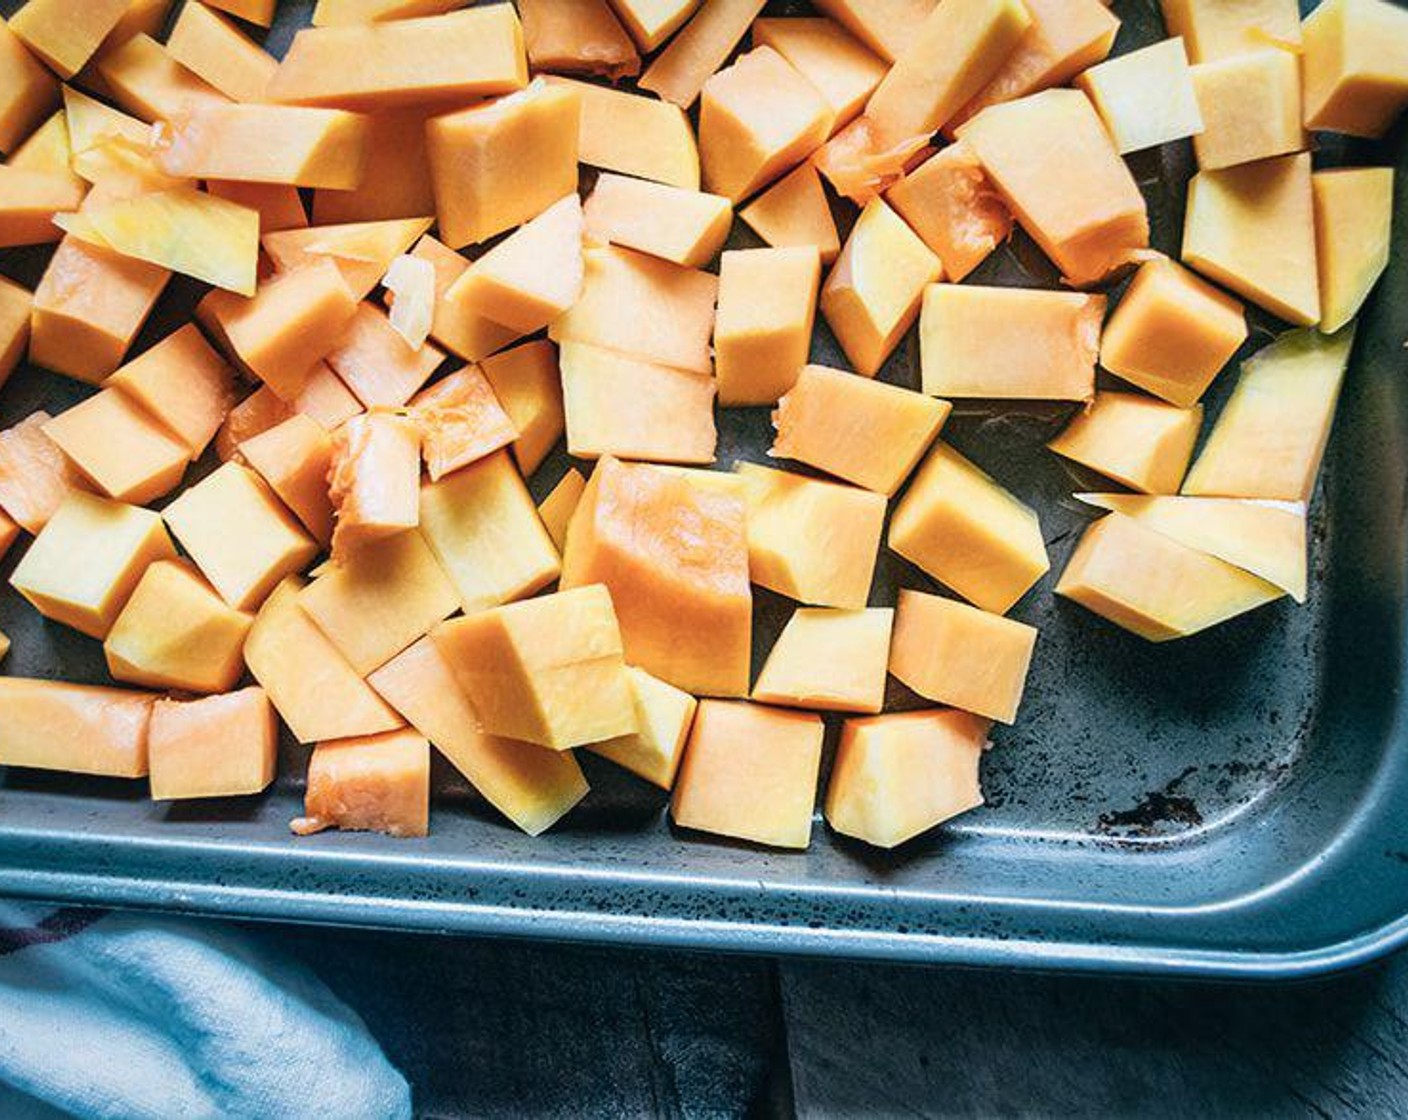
[0,902,411,1120]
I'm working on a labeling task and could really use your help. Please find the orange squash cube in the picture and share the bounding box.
[215,365,363,454]
[311,109,435,225]
[890,589,1036,723]
[479,340,564,476]
[262,217,431,302]
[166,1,277,103]
[310,0,464,23]
[1047,391,1202,495]
[538,468,586,552]
[584,173,732,269]
[889,442,1049,613]
[0,677,155,778]
[826,710,988,848]
[42,389,188,506]
[105,324,236,460]
[79,0,177,94]
[215,386,293,461]
[1301,0,1408,138]
[291,728,430,839]
[0,165,85,248]
[714,246,820,406]
[9,0,128,79]
[0,22,58,154]
[884,141,1012,282]
[607,0,701,51]
[0,411,88,533]
[588,665,697,789]
[639,0,765,109]
[325,303,443,410]
[97,33,228,123]
[737,161,840,264]
[545,75,699,189]
[1075,37,1204,155]
[328,412,421,559]
[1160,0,1300,63]
[7,109,77,186]
[1314,167,1395,333]
[813,0,937,63]
[1190,49,1304,171]
[0,274,31,391]
[753,607,892,714]
[407,365,517,481]
[671,699,824,849]
[752,16,887,131]
[209,181,307,232]
[519,0,640,80]
[238,414,336,546]
[148,687,277,801]
[11,490,176,638]
[562,456,751,697]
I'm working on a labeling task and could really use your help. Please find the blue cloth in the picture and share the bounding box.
[0,903,411,1120]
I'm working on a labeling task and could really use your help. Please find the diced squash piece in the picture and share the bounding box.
[753,607,892,714]
[550,246,718,375]
[299,530,458,675]
[699,46,834,203]
[584,174,732,269]
[639,0,765,108]
[806,114,929,205]
[98,33,228,123]
[0,411,87,533]
[889,589,1035,723]
[1078,492,1307,603]
[866,0,1031,146]
[0,509,18,561]
[78,0,177,98]
[545,75,699,189]
[167,2,277,103]
[209,181,307,232]
[519,0,640,80]
[0,22,59,154]
[752,16,887,131]
[920,284,1102,401]
[771,364,949,496]
[736,462,884,610]
[1075,37,1203,154]
[426,79,579,250]
[1314,167,1395,333]
[671,699,823,849]
[956,88,1148,287]
[607,0,700,51]
[1160,0,1301,63]
[106,325,235,461]
[0,678,154,778]
[588,666,696,789]
[149,687,276,801]
[480,340,565,475]
[213,372,364,460]
[245,576,404,743]
[9,110,79,187]
[1056,512,1284,640]
[311,109,435,225]
[1099,257,1247,407]
[287,364,364,429]
[820,196,942,376]
[0,164,84,247]
[164,461,318,611]
[291,728,430,838]
[1301,0,1408,138]
[1048,391,1202,494]
[326,303,443,409]
[813,0,937,63]
[0,275,30,391]
[62,83,146,168]
[889,442,1048,613]
[31,234,169,383]
[1190,49,1304,171]
[238,414,336,546]
[42,389,188,505]
[884,141,1012,282]
[1183,327,1352,503]
[328,412,420,559]
[392,233,520,363]
[103,559,252,693]
[538,468,586,551]
[715,246,820,406]
[433,584,636,750]
[204,0,275,27]
[10,0,128,79]
[262,217,431,302]
[560,341,716,464]
[11,491,175,638]
[419,449,561,613]
[311,0,463,24]
[562,456,751,697]
[738,163,840,267]
[407,365,517,481]
[368,637,589,835]
[825,710,988,848]
[1182,152,1318,326]
[156,103,371,190]
[383,253,435,350]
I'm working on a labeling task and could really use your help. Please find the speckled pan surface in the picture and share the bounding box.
[1,0,1406,978]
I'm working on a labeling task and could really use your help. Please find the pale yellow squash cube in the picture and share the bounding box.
[544,75,699,190]
[589,665,698,789]
[715,246,821,406]
[1048,391,1202,495]
[607,0,700,51]
[537,468,586,551]
[1159,0,1301,63]
[583,173,732,268]
[737,162,840,264]
[1301,0,1408,138]
[753,607,892,714]
[1191,49,1305,171]
[814,0,937,63]
[751,16,887,131]
[105,323,236,461]
[1076,37,1204,154]
[1313,167,1394,333]
[480,340,565,476]
[41,389,189,506]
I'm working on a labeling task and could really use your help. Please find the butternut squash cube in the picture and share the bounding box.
[753,607,892,714]
[209,181,307,232]
[103,559,252,693]
[538,467,585,551]
[562,456,751,697]
[1302,0,1408,138]
[148,687,277,801]
[1099,257,1247,407]
[821,197,942,376]
[584,174,732,269]
[9,0,128,79]
[1075,37,1203,154]
[884,140,1012,282]
[1160,0,1301,63]
[105,325,235,461]
[737,162,840,264]
[1314,167,1395,333]
[825,709,988,848]
[671,699,823,849]
[752,16,887,131]
[545,75,699,189]
[407,365,517,481]
[0,274,31,391]
[0,677,155,778]
[368,636,590,836]
[214,365,362,452]
[325,303,443,409]
[480,340,564,475]
[8,109,76,186]
[419,449,561,613]
[588,666,696,789]
[426,79,579,250]
[550,246,718,375]
[920,284,1102,401]
[889,442,1048,613]
[957,89,1148,287]
[245,575,404,744]
[561,341,716,464]
[434,584,635,750]
[163,461,318,611]
[813,112,932,211]
[310,0,464,24]
[0,165,86,248]
[238,414,335,546]
[166,1,276,103]
[715,246,821,406]
[890,589,1035,723]
[393,234,521,363]
[699,46,834,203]
[0,411,87,533]
[262,217,431,302]
[311,109,435,225]
[1182,152,1318,327]
[1048,391,1202,495]
[291,728,430,838]
[1056,511,1284,641]
[1191,49,1304,171]
[202,0,274,27]
[813,0,937,63]
[11,490,175,638]
[0,22,58,154]
[519,0,640,80]
[268,7,527,110]
[97,33,228,123]
[737,462,885,610]
[771,363,950,496]
[607,0,700,51]
[327,412,421,559]
[81,0,177,96]
[41,389,188,506]
[639,0,763,109]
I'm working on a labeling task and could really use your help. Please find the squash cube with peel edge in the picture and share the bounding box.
[543,76,699,190]
[41,389,190,506]
[1314,167,1395,334]
[738,163,840,264]
[1300,0,1408,138]
[0,677,156,778]
[753,607,893,715]
[588,666,699,789]
[583,173,733,269]
[407,365,519,482]
[884,141,1012,283]
[1190,49,1305,172]
[433,584,637,751]
[1047,391,1202,495]
[825,710,989,849]
[149,687,278,802]
[714,246,821,406]
[328,412,422,561]
[1075,37,1203,155]
[106,324,237,461]
[291,728,431,839]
